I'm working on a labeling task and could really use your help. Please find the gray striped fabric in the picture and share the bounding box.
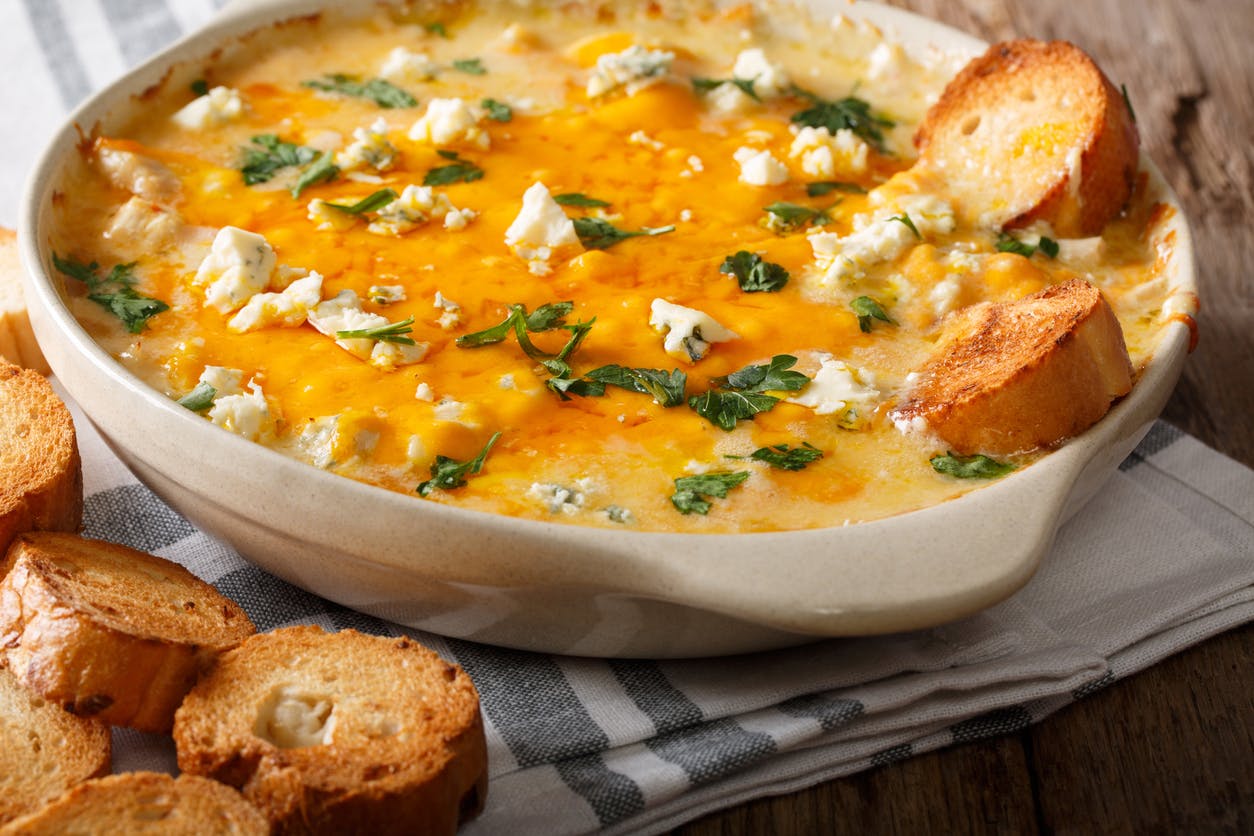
[11,5,1254,832]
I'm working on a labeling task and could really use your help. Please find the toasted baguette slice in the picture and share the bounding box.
[174,626,487,836]
[0,772,268,835]
[915,39,1139,237]
[0,532,256,733]
[0,663,111,826]
[0,362,82,552]
[0,229,49,375]
[893,279,1132,455]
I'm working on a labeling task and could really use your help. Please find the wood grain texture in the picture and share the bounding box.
[670,0,1253,832]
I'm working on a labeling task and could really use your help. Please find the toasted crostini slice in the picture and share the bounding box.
[892,279,1133,456]
[0,664,111,827]
[0,230,49,375]
[0,362,82,552]
[0,532,256,733]
[174,626,487,836]
[914,39,1139,237]
[0,772,268,835]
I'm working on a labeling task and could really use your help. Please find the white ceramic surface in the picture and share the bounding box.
[19,0,1196,657]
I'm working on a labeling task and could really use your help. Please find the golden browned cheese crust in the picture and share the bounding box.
[893,279,1133,455]
[174,626,487,836]
[0,362,82,551]
[915,39,1140,237]
[0,532,256,733]
[0,772,269,835]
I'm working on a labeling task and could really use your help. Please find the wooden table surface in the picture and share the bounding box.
[673,1,1254,832]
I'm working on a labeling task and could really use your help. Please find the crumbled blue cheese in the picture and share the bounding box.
[208,380,276,442]
[498,373,516,390]
[706,82,756,114]
[785,356,879,428]
[433,291,462,330]
[527,481,588,515]
[379,47,439,85]
[732,48,790,98]
[368,185,470,236]
[298,412,381,469]
[504,182,581,275]
[197,365,244,398]
[335,118,397,173]
[809,192,955,284]
[788,126,869,178]
[172,86,245,130]
[649,299,738,362]
[433,398,471,424]
[228,272,324,333]
[602,505,635,525]
[415,382,435,401]
[308,289,429,369]
[193,226,277,313]
[733,147,789,186]
[586,45,674,98]
[628,130,665,150]
[368,285,406,305]
[407,98,489,148]
[442,207,477,231]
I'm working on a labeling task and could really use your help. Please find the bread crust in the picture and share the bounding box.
[0,772,268,835]
[0,229,49,375]
[174,626,488,836]
[0,532,255,733]
[893,279,1133,455]
[0,663,110,826]
[915,39,1139,237]
[0,362,82,552]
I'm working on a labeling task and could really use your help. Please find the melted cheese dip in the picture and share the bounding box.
[50,0,1173,532]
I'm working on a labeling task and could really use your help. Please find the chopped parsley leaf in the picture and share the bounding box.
[240,134,318,186]
[424,21,449,38]
[671,471,750,515]
[788,85,894,152]
[888,213,921,239]
[52,254,168,334]
[930,451,1016,479]
[335,316,416,345]
[996,232,1059,259]
[762,201,835,233]
[423,151,484,186]
[688,355,810,431]
[806,180,866,197]
[719,251,790,292]
[572,217,674,250]
[481,98,513,122]
[190,78,209,97]
[691,77,760,101]
[290,151,339,198]
[553,193,611,208]
[732,442,824,471]
[325,188,398,216]
[452,58,487,75]
[850,296,894,333]
[177,382,217,413]
[456,301,591,362]
[301,74,417,108]
[417,431,502,496]
[585,365,687,406]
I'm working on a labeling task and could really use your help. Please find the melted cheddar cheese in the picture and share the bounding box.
[50,0,1173,533]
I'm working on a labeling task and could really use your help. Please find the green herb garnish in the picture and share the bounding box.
[553,193,611,209]
[456,301,593,369]
[732,442,824,471]
[806,181,866,197]
[996,232,1058,259]
[335,316,416,345]
[788,85,894,152]
[572,217,674,250]
[481,98,513,122]
[177,382,217,412]
[850,296,894,333]
[52,254,168,334]
[324,188,398,216]
[585,365,687,406]
[190,79,209,97]
[762,201,835,232]
[1121,83,1137,124]
[290,151,339,198]
[671,471,750,515]
[302,74,417,108]
[423,150,484,186]
[240,134,318,186]
[930,451,1016,479]
[888,213,921,239]
[425,22,449,38]
[452,58,487,75]
[691,77,760,101]
[688,354,810,431]
[417,431,502,496]
[718,251,790,292]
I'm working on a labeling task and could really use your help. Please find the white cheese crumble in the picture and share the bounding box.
[335,118,397,173]
[193,226,277,313]
[407,98,489,148]
[586,45,674,98]
[706,81,756,114]
[628,130,665,150]
[732,48,790,98]
[415,382,435,401]
[299,413,380,469]
[788,125,869,178]
[504,182,581,274]
[196,366,244,398]
[733,147,789,186]
[172,86,245,130]
[308,289,429,369]
[368,185,469,237]
[809,193,955,284]
[379,46,439,85]
[228,272,324,333]
[649,299,738,362]
[368,285,406,305]
[527,482,589,515]
[433,291,462,330]
[785,356,879,428]
[208,380,276,442]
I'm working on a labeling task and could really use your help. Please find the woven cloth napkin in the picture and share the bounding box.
[8,3,1254,833]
